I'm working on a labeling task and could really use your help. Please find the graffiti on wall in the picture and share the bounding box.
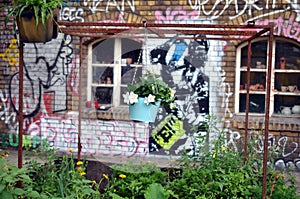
[0,116,149,157]
[188,0,299,22]
[148,35,210,155]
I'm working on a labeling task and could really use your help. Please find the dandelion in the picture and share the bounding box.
[119,174,126,179]
[221,146,226,151]
[77,167,83,173]
[80,171,86,176]
[103,174,109,180]
[77,161,83,166]
[67,148,73,153]
[92,180,97,184]
[114,189,116,192]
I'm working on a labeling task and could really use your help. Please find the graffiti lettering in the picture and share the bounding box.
[155,7,199,23]
[1,133,41,148]
[82,0,135,15]
[255,14,300,42]
[188,0,291,21]
[61,7,84,22]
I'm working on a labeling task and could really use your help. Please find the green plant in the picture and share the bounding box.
[102,115,299,199]
[123,70,176,106]
[4,0,64,28]
[104,161,170,199]
[0,155,40,199]
[24,141,100,199]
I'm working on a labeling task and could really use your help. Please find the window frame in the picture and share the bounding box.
[87,38,143,108]
[235,37,300,116]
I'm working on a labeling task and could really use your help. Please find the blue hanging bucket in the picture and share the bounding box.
[129,97,161,122]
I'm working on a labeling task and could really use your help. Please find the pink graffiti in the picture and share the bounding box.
[255,13,300,42]
[68,55,80,95]
[38,117,149,157]
[155,7,199,24]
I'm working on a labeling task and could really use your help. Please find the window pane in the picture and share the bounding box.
[239,94,265,113]
[92,67,113,84]
[121,66,142,85]
[241,40,267,68]
[121,39,143,64]
[92,39,114,64]
[275,40,300,70]
[92,86,113,105]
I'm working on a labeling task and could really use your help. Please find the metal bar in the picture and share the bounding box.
[262,25,274,199]
[78,37,83,161]
[17,39,24,188]
[244,40,252,162]
[59,27,258,36]
[58,21,273,30]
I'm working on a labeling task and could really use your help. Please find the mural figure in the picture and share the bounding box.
[149,36,210,155]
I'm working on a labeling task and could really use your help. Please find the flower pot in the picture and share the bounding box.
[17,9,58,43]
[129,97,161,122]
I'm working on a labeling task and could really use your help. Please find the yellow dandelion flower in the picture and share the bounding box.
[77,167,83,173]
[119,174,126,179]
[114,189,116,192]
[80,171,86,176]
[103,174,109,179]
[221,146,226,151]
[67,148,73,152]
[92,180,97,184]
[77,161,83,166]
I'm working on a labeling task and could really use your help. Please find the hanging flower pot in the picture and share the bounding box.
[123,70,176,123]
[17,9,54,43]
[129,97,161,122]
[4,0,63,43]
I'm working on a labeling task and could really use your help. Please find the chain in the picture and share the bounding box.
[131,21,147,84]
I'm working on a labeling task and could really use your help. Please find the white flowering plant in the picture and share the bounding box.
[123,70,176,106]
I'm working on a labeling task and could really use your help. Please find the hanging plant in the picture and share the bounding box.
[4,0,64,43]
[123,70,176,122]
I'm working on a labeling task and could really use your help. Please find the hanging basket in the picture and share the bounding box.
[129,97,161,122]
[16,9,59,43]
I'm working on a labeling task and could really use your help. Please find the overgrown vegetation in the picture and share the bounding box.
[0,115,299,198]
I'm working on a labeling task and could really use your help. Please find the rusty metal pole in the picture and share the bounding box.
[77,37,83,161]
[262,26,274,199]
[244,41,252,162]
[17,39,24,187]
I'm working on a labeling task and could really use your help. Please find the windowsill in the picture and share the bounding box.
[231,114,300,131]
[82,106,130,120]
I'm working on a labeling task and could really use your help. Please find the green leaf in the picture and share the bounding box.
[144,183,168,199]
[0,184,6,193]
[109,193,125,199]
[0,190,14,199]
[26,190,40,198]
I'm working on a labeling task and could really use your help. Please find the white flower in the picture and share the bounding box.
[123,92,130,104]
[144,94,156,105]
[170,88,176,98]
[128,91,138,104]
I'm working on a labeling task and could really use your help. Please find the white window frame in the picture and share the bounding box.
[87,38,142,107]
[235,37,300,116]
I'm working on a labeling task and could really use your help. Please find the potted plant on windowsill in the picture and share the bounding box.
[4,0,64,43]
[123,70,176,122]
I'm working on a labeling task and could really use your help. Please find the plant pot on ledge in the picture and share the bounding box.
[17,9,58,43]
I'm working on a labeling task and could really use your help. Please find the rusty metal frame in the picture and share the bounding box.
[18,21,274,199]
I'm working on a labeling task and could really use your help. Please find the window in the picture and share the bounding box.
[235,37,300,116]
[88,38,143,108]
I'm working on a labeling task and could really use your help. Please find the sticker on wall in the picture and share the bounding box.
[151,114,185,150]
